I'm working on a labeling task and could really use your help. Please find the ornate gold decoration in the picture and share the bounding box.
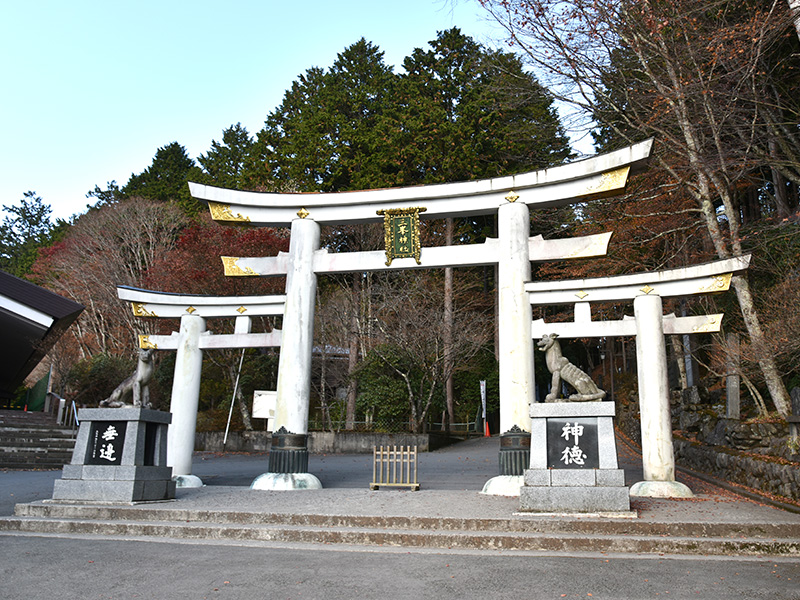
[698,273,732,293]
[297,207,310,219]
[505,191,520,203]
[221,256,257,277]
[640,284,655,294]
[575,290,589,300]
[186,306,196,314]
[692,315,722,333]
[237,306,248,314]
[131,302,157,318]
[208,201,251,223]
[583,166,630,197]
[376,207,427,266]
[138,335,158,350]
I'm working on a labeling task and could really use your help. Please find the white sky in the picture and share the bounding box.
[0,1,531,222]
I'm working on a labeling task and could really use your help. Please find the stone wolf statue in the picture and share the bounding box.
[538,333,606,402]
[100,348,155,408]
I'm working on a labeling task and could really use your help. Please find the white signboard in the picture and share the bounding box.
[252,390,277,431]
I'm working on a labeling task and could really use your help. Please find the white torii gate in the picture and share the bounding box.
[526,255,750,497]
[117,286,285,487]
[189,140,654,490]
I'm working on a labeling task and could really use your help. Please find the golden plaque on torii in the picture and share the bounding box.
[376,207,427,266]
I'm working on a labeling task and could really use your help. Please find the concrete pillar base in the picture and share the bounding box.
[629,480,694,498]
[173,474,204,488]
[250,472,323,491]
[498,427,531,476]
[268,430,309,473]
[480,475,524,497]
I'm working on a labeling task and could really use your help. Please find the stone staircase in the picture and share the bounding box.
[2,502,799,557]
[0,410,76,469]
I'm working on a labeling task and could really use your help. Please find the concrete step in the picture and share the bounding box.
[0,438,76,448]
[0,448,72,456]
[0,423,76,469]
[0,464,66,470]
[0,427,76,437]
[0,449,73,468]
[0,458,70,469]
[0,414,59,427]
[3,504,798,557]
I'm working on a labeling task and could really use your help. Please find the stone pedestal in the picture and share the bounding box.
[53,408,174,503]
[519,402,630,513]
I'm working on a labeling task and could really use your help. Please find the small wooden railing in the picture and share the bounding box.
[370,445,419,491]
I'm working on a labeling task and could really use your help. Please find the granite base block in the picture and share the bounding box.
[524,468,626,487]
[519,485,631,513]
[61,465,173,482]
[551,469,596,487]
[52,478,175,503]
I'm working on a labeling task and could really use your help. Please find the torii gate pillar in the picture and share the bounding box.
[497,201,535,472]
[631,294,692,497]
[252,216,322,490]
[168,313,206,487]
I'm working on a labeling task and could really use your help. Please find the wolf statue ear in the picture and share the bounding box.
[551,333,559,339]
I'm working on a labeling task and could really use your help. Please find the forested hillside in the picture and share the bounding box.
[3,8,799,431]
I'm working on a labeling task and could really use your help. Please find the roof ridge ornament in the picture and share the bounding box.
[208,201,251,223]
[221,256,257,277]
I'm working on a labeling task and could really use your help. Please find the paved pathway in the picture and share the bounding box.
[3,435,799,526]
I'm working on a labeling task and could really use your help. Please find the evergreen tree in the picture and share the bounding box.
[247,39,396,192]
[86,180,123,209]
[0,191,64,278]
[197,123,254,190]
[390,28,571,186]
[123,142,202,214]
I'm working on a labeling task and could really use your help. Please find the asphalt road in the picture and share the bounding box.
[2,534,798,600]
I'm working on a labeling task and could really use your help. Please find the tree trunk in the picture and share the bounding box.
[319,340,332,431]
[236,383,253,431]
[789,0,800,42]
[670,335,689,390]
[731,274,791,416]
[345,273,361,429]
[770,139,792,219]
[317,294,333,431]
[443,217,455,431]
[691,162,790,416]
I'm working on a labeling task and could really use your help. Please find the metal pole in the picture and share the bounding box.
[223,348,246,449]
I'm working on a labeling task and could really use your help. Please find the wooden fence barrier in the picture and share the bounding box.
[370,445,419,491]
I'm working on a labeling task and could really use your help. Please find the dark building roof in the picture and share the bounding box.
[0,270,84,399]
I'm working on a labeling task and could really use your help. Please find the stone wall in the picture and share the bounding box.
[616,386,800,502]
[671,387,799,501]
[675,387,798,461]
[195,431,272,453]
[673,438,800,501]
[195,431,458,454]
